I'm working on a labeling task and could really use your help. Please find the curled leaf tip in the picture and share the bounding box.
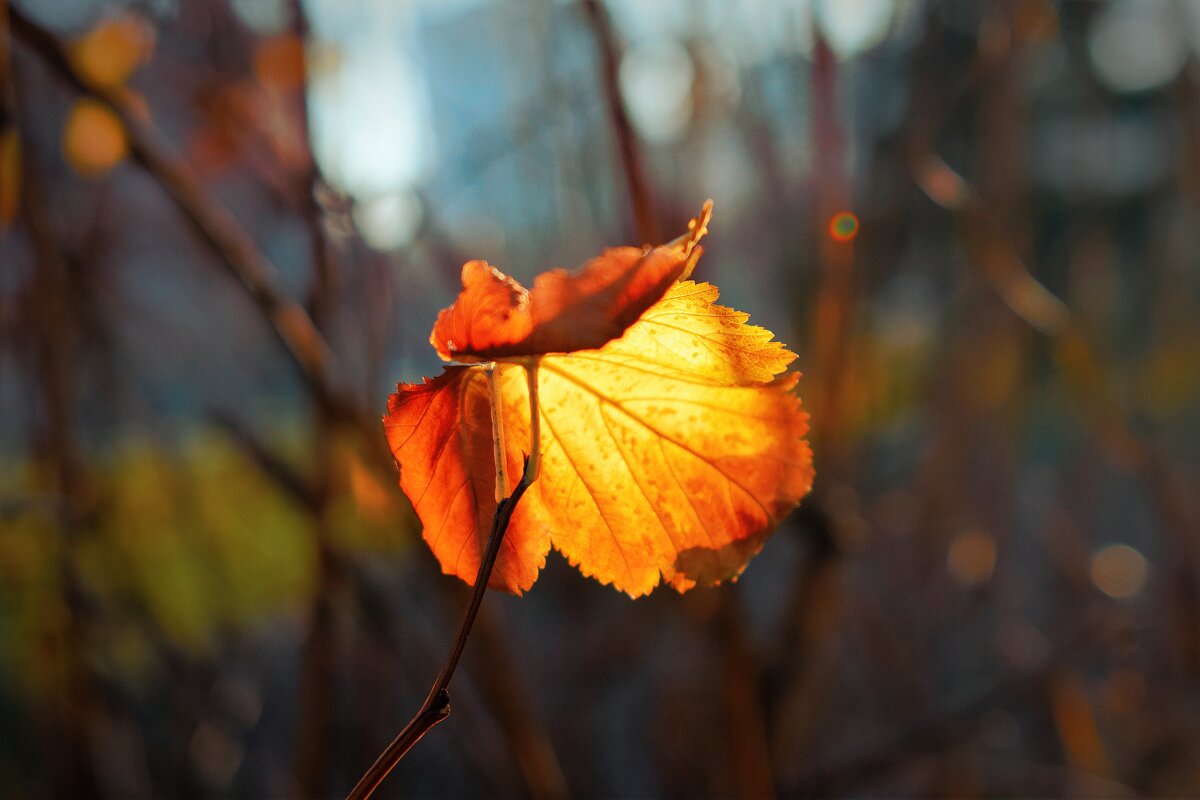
[686,199,713,253]
[430,203,716,363]
[675,200,713,280]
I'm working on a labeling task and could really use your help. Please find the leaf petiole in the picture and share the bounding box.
[485,363,508,502]
[525,359,541,482]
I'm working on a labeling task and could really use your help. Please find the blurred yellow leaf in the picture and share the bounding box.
[62,99,128,177]
[70,13,154,90]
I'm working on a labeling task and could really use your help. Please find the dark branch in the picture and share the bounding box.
[346,457,537,800]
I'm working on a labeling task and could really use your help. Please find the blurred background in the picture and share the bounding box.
[2,0,1199,797]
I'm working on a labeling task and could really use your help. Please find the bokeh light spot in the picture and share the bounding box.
[63,99,128,177]
[353,190,423,251]
[619,37,695,144]
[947,528,997,587]
[1087,0,1186,94]
[70,13,154,91]
[829,211,859,242]
[303,0,435,198]
[815,0,894,59]
[1090,544,1148,599]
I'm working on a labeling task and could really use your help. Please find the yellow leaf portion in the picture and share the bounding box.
[501,280,812,596]
[588,280,797,385]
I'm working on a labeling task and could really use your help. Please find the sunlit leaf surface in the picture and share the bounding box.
[386,216,813,596]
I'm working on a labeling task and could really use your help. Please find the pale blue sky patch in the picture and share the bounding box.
[301,0,438,198]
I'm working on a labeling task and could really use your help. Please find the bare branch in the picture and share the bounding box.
[346,457,538,800]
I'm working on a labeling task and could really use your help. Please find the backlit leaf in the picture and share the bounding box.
[385,209,813,596]
[515,285,811,595]
[384,366,549,593]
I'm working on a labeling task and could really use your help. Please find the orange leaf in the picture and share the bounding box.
[429,204,711,362]
[385,219,814,595]
[384,366,549,593]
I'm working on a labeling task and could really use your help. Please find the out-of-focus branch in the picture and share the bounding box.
[581,0,659,244]
[910,129,1200,679]
[791,619,1097,796]
[717,586,775,800]
[6,5,406,482]
[7,7,337,409]
[808,31,855,470]
[912,154,1191,503]
[208,410,321,511]
[470,606,570,799]
[11,42,98,797]
[283,3,342,794]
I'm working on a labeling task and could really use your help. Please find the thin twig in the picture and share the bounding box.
[208,410,321,512]
[346,457,537,800]
[351,354,544,797]
[524,361,541,481]
[3,7,397,462]
[7,7,331,390]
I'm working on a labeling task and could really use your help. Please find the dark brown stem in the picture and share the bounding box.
[346,458,536,800]
[581,0,659,244]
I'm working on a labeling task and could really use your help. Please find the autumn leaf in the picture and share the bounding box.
[383,365,550,592]
[384,203,813,596]
[429,213,707,362]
